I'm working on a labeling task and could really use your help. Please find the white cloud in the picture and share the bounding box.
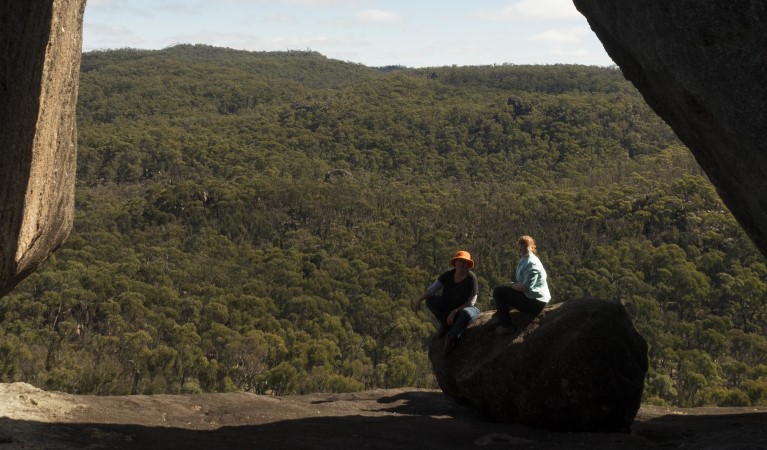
[83,0,155,17]
[83,23,146,49]
[528,26,589,43]
[491,0,581,20]
[355,9,403,25]
[550,47,590,57]
[154,3,208,16]
[268,36,333,47]
[212,0,371,7]
[262,13,300,24]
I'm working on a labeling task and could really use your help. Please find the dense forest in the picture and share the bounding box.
[1,45,766,407]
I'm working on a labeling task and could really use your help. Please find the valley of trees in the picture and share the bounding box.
[1,45,766,407]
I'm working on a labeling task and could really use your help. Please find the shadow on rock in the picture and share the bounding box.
[6,408,766,450]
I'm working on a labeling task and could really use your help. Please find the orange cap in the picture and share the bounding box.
[450,250,474,269]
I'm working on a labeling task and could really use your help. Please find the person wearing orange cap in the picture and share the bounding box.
[413,250,480,355]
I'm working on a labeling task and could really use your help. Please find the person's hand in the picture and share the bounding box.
[413,299,422,313]
[447,309,457,326]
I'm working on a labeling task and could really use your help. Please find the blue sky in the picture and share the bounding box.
[83,0,615,68]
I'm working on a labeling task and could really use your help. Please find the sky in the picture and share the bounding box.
[82,0,615,68]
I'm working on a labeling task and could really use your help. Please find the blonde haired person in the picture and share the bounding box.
[493,236,551,333]
[414,250,480,355]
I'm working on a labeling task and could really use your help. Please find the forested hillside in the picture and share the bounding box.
[1,45,766,407]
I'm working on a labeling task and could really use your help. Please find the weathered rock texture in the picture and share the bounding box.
[573,1,767,258]
[0,0,85,296]
[430,298,648,432]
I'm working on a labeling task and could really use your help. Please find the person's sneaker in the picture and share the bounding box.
[444,336,459,356]
[495,323,516,335]
[436,323,449,338]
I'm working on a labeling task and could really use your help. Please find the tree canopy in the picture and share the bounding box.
[1,45,765,407]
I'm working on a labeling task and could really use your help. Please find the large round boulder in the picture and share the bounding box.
[429,298,648,432]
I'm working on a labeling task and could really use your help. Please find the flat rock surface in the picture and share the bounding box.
[1,382,766,449]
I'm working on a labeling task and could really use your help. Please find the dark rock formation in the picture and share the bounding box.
[0,0,85,296]
[573,1,767,258]
[429,298,648,432]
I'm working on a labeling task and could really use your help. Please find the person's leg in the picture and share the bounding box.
[447,305,480,339]
[492,286,517,326]
[425,295,451,336]
[506,295,546,316]
[425,295,449,320]
[494,286,545,333]
[444,305,479,356]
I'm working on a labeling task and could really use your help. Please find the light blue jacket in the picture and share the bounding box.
[515,252,551,303]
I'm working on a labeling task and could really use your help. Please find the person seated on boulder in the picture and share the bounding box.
[492,235,551,334]
[413,250,480,355]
